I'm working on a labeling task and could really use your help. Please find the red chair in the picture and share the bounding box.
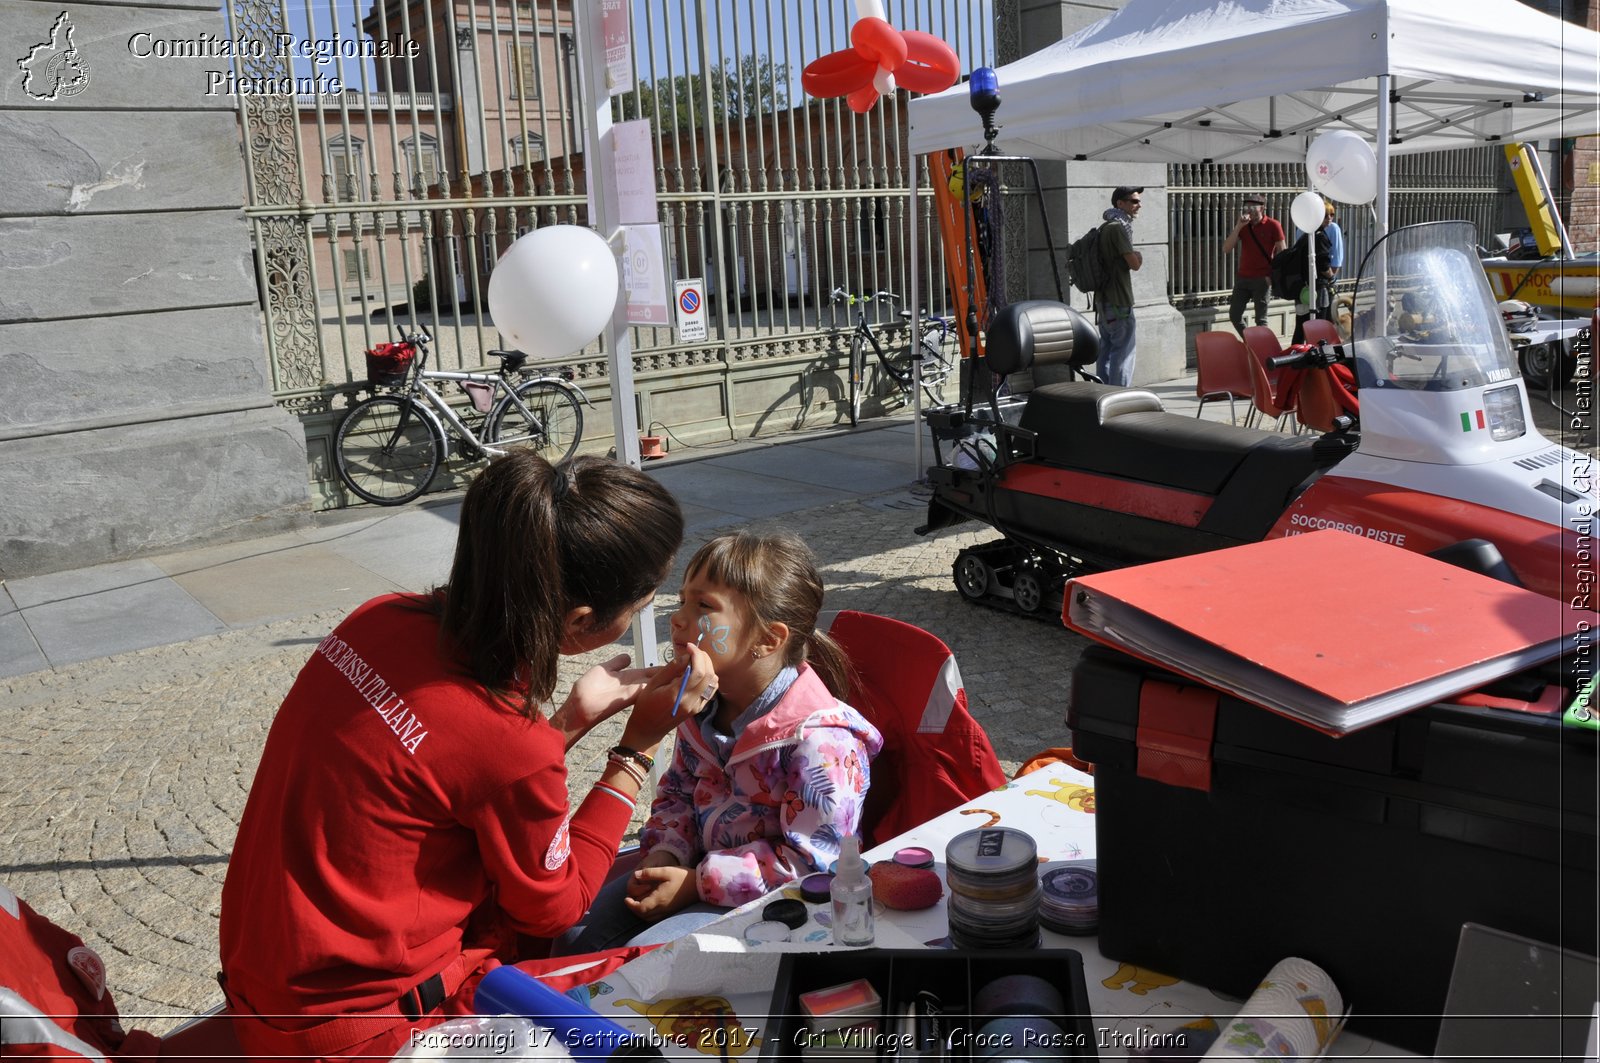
[1194,331,1254,424]
[828,610,1006,846]
[1242,326,1295,430]
[1301,318,1342,346]
[1,882,245,1058]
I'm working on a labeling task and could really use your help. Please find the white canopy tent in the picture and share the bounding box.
[908,0,1600,172]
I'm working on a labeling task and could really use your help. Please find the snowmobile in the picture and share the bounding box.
[919,220,1595,615]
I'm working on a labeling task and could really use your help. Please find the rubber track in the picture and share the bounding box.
[952,537,1083,623]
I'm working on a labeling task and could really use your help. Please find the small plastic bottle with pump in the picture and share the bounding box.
[830,835,875,946]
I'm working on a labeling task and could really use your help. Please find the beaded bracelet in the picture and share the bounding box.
[609,744,655,772]
[605,752,647,788]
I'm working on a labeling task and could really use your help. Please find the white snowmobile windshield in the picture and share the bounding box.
[1347,221,1520,394]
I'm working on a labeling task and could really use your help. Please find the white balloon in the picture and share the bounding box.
[487,226,619,359]
[1290,190,1327,233]
[1306,130,1377,205]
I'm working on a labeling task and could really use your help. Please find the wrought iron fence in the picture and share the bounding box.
[228,0,992,393]
[1168,147,1505,302]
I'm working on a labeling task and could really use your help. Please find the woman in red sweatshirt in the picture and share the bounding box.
[219,452,713,1062]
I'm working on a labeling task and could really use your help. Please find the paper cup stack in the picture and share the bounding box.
[1204,956,1344,1059]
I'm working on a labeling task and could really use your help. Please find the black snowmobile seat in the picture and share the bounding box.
[985,300,1099,375]
[1017,381,1308,495]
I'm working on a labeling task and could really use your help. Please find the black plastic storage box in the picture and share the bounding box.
[759,949,1098,1063]
[1067,645,1598,1054]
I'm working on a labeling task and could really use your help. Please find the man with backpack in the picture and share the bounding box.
[1093,185,1144,386]
[1222,193,1286,338]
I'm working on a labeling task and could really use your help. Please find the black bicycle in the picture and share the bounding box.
[832,287,957,426]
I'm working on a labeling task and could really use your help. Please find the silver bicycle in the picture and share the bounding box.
[334,330,588,506]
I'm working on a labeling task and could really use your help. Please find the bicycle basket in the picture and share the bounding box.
[365,342,416,386]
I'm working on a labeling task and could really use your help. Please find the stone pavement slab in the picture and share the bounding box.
[6,560,228,668]
[164,543,403,628]
[0,586,46,676]
[313,503,460,591]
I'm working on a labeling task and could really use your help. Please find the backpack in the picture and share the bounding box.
[1067,223,1111,295]
[1270,236,1308,301]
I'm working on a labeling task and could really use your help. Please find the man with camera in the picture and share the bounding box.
[1221,194,1286,338]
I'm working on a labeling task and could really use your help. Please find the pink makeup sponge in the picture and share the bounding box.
[868,861,943,910]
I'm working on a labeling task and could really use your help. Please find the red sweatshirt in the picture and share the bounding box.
[219,594,629,1017]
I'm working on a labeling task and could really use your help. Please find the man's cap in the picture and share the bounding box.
[1243,193,1267,204]
[1111,185,1144,204]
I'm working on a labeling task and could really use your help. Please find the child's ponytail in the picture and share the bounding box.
[802,627,858,701]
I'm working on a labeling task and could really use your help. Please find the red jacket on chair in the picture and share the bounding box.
[827,611,1006,845]
[0,883,162,1061]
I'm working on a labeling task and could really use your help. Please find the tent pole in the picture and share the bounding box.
[573,1,656,665]
[1375,73,1392,327]
[909,155,924,479]
[1376,74,1392,239]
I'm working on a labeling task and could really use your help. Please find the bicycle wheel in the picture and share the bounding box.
[334,396,443,506]
[878,330,915,384]
[848,335,866,427]
[487,379,583,463]
[915,337,957,406]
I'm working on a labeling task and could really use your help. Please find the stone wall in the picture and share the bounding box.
[0,0,309,577]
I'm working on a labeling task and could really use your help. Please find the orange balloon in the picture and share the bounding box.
[802,48,877,99]
[847,83,881,113]
[850,17,907,67]
[896,30,961,94]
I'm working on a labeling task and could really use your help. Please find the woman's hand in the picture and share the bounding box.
[620,643,718,749]
[624,864,701,922]
[551,653,658,750]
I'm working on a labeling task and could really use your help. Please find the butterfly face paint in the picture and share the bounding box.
[670,574,744,663]
[697,613,731,655]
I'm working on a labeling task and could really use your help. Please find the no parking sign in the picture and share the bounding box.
[675,279,707,342]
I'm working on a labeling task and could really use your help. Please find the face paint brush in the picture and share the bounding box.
[670,630,707,717]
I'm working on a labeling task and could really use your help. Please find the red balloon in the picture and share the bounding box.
[851,17,908,67]
[802,17,962,111]
[847,83,881,113]
[896,30,961,94]
[802,48,877,99]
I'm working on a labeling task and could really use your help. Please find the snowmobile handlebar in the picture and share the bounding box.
[1268,340,1346,370]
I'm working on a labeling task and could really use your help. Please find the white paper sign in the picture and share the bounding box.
[675,279,708,342]
[601,0,632,95]
[623,225,670,326]
[610,119,658,227]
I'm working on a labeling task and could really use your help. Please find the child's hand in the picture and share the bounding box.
[624,865,701,922]
[638,849,681,871]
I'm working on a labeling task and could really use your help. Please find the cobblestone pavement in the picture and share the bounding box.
[0,487,1088,1032]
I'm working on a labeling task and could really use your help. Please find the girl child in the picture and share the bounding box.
[559,530,882,951]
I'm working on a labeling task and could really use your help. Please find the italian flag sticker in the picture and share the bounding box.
[1461,409,1486,432]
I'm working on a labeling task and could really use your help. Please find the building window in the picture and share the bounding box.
[400,132,440,193]
[508,132,545,167]
[344,245,370,282]
[509,41,542,100]
[326,134,365,202]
